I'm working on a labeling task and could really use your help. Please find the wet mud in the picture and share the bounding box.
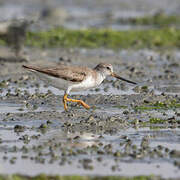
[0,47,179,178]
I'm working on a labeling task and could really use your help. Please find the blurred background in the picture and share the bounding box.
[1,0,180,59]
[1,0,180,30]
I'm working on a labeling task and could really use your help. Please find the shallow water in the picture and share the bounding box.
[0,124,179,178]
[0,47,180,178]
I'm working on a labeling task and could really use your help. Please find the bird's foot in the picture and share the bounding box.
[77,100,90,109]
[63,94,90,111]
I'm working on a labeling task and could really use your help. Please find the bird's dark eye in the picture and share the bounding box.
[106,67,111,70]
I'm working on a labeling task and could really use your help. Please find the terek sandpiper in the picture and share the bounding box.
[23,63,136,111]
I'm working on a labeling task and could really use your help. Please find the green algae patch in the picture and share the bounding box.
[0,175,163,180]
[0,39,6,46]
[152,100,180,109]
[0,26,180,49]
[149,118,166,124]
[24,27,180,49]
[134,100,180,111]
[134,106,159,111]
[112,105,128,109]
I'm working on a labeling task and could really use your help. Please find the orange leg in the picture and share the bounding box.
[63,94,90,111]
[63,94,68,111]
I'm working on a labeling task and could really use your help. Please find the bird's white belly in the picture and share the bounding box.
[70,74,103,92]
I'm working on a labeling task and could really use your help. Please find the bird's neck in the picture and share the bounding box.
[95,69,106,81]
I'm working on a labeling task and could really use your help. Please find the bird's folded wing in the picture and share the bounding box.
[23,65,87,82]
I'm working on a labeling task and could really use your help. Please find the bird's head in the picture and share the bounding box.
[94,63,137,85]
[94,63,113,76]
